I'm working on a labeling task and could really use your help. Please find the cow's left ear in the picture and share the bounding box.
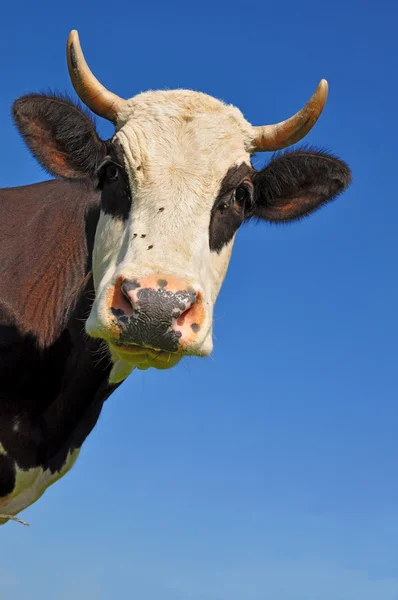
[251,149,351,222]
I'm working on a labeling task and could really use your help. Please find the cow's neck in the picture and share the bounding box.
[0,178,118,469]
[0,178,101,347]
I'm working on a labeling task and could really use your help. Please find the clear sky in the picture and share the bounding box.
[1,0,397,598]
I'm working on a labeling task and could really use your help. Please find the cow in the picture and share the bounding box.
[0,30,351,525]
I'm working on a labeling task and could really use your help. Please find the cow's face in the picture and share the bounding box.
[12,32,351,382]
[87,90,254,377]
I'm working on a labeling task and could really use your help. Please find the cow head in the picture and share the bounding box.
[12,31,351,382]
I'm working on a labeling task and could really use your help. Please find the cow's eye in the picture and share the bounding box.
[235,185,249,204]
[105,164,119,181]
[220,185,250,211]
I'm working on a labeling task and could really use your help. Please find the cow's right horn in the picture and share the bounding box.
[67,30,125,123]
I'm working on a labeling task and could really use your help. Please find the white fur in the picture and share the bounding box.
[0,449,79,524]
[86,90,254,374]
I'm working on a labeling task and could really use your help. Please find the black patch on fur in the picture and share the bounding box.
[209,163,253,253]
[116,287,196,352]
[0,286,118,478]
[98,141,132,221]
[250,147,352,222]
[12,93,107,180]
[0,454,16,496]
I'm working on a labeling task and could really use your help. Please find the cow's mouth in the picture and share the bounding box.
[109,341,182,370]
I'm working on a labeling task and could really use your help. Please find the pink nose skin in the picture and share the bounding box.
[109,275,206,353]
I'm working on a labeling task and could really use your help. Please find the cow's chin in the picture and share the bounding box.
[104,330,213,383]
[112,342,183,369]
[108,342,183,382]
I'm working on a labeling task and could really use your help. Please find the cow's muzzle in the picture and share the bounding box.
[108,275,206,354]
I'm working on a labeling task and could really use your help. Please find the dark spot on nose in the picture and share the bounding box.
[191,323,201,333]
[122,279,141,293]
[158,207,165,213]
[141,234,146,238]
[111,307,128,323]
[148,245,154,250]
[158,279,168,288]
[137,165,141,171]
[133,233,137,238]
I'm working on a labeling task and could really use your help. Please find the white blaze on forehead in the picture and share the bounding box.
[115,89,253,180]
[116,89,253,143]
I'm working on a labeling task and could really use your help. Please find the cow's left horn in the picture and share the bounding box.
[251,79,328,152]
[66,30,125,123]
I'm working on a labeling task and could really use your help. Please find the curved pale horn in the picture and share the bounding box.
[252,79,328,152]
[66,30,125,123]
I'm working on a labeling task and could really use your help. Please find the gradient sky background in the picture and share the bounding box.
[0,0,397,598]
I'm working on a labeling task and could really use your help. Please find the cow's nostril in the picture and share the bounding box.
[176,297,197,326]
[121,279,140,307]
[110,278,137,317]
[169,289,205,344]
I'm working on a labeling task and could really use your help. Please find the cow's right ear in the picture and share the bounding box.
[12,94,107,180]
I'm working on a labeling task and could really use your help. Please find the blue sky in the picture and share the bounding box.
[1,0,397,598]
